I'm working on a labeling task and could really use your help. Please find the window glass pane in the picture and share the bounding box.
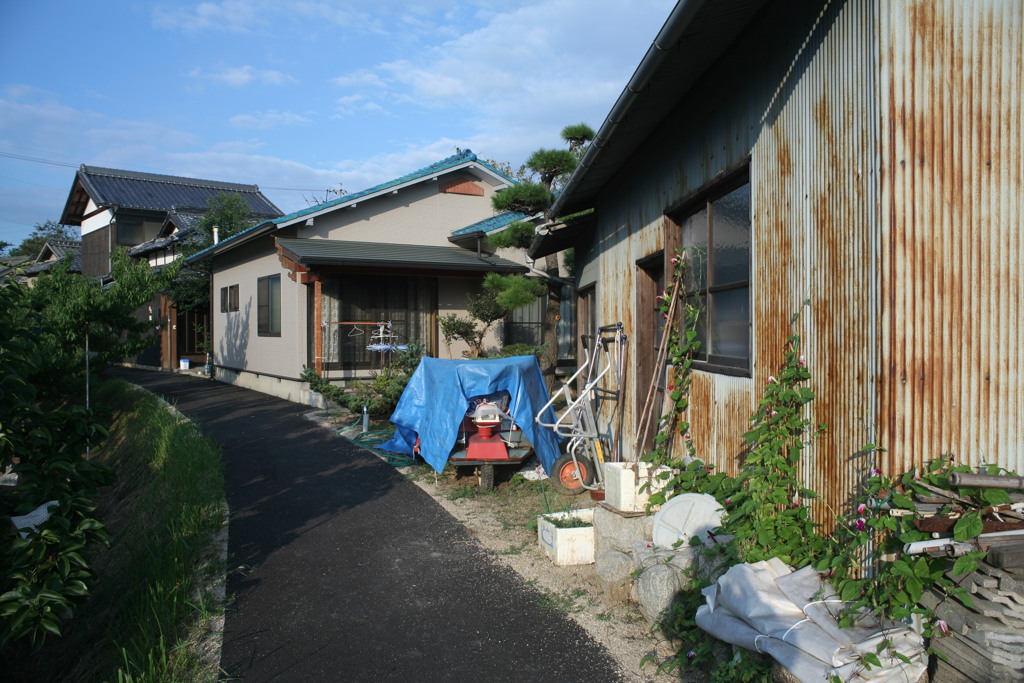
[557,284,576,360]
[323,275,433,369]
[269,276,281,335]
[257,277,269,332]
[680,208,708,291]
[687,295,708,359]
[710,184,751,287]
[507,293,544,347]
[709,286,749,359]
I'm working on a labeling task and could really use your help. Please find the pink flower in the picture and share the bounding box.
[686,650,696,660]
[671,257,679,265]
[767,375,776,384]
[684,434,692,441]
[854,517,866,531]
[870,468,882,476]
[798,355,805,366]
[857,503,867,514]
[770,410,778,417]
[937,620,950,636]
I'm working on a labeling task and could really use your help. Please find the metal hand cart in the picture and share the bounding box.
[536,323,627,494]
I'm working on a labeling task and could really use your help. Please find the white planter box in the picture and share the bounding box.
[604,462,672,512]
[537,509,595,565]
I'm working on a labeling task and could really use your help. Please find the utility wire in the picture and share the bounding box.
[0,149,330,192]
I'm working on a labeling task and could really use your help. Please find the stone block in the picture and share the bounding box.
[636,562,682,623]
[594,549,634,605]
[594,505,653,554]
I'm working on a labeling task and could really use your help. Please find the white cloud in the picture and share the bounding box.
[152,0,267,34]
[334,95,390,118]
[189,65,297,87]
[229,110,311,130]
[331,70,387,89]
[324,0,676,155]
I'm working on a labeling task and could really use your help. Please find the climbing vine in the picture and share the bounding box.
[644,304,1004,680]
[642,250,707,504]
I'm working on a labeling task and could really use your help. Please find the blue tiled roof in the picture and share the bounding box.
[273,149,513,225]
[450,211,531,237]
[194,149,514,261]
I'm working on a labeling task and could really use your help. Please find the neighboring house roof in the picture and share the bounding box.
[60,165,283,225]
[0,254,33,281]
[128,227,197,257]
[550,0,769,217]
[449,211,531,239]
[276,237,528,274]
[193,150,515,262]
[23,240,82,274]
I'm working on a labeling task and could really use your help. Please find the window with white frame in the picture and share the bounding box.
[220,284,239,313]
[257,275,281,336]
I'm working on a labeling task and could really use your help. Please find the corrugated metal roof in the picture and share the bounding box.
[550,0,771,218]
[62,165,282,224]
[276,237,527,273]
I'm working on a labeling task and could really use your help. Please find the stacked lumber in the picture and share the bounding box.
[923,562,1024,683]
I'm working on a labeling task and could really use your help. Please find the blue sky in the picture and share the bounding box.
[0,0,676,247]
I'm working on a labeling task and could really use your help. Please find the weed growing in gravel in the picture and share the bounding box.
[533,584,586,614]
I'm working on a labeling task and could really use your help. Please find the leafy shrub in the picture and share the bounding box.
[302,341,424,417]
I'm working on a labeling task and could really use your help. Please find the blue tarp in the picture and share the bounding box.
[378,356,561,474]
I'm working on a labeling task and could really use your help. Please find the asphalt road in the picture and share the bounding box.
[112,368,625,682]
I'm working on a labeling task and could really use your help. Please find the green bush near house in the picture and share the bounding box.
[302,341,424,417]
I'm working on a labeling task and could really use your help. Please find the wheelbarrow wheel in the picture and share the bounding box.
[550,453,594,495]
[476,464,495,491]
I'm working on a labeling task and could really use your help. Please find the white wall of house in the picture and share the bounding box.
[297,177,501,247]
[80,198,112,236]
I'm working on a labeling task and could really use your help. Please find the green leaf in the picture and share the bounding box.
[905,576,923,603]
[981,488,1010,506]
[951,555,979,577]
[861,653,881,669]
[840,580,862,601]
[953,511,984,541]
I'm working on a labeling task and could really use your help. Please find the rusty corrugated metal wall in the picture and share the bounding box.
[754,0,882,515]
[877,0,1024,475]
[588,0,1022,520]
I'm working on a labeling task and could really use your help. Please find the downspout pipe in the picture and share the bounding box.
[550,0,707,217]
[474,233,497,266]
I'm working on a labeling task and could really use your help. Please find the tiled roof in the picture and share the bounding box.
[128,228,197,257]
[276,237,527,274]
[63,165,282,223]
[192,149,515,261]
[24,240,82,274]
[450,211,531,237]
